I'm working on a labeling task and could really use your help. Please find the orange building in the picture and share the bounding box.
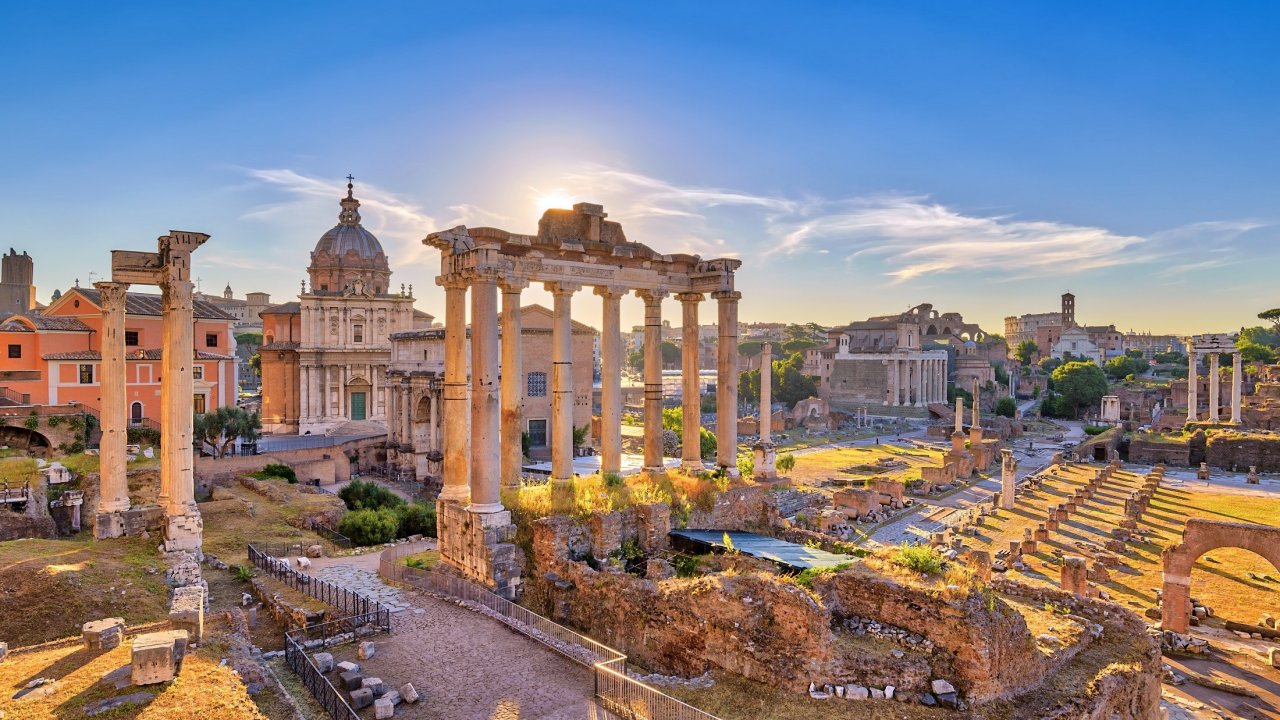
[0,287,236,424]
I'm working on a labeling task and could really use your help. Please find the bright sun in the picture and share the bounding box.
[533,191,576,212]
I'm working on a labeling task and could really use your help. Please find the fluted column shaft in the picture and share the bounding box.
[500,280,526,487]
[1208,352,1220,421]
[1187,351,1199,421]
[96,282,130,518]
[548,283,579,482]
[678,293,704,468]
[469,271,502,512]
[759,342,773,443]
[596,287,625,475]
[1231,352,1243,424]
[640,290,667,470]
[440,278,470,502]
[713,291,740,472]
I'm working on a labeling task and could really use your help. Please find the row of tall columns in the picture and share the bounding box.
[597,287,624,476]
[679,293,703,469]
[549,283,579,483]
[1186,350,1244,424]
[469,271,501,512]
[94,283,131,538]
[887,356,945,406]
[500,281,526,487]
[714,291,742,475]
[440,278,470,502]
[641,290,666,471]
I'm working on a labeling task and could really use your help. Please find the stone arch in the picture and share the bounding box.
[413,394,434,451]
[130,402,143,425]
[0,425,52,455]
[1161,519,1280,632]
[942,326,953,335]
[926,324,938,336]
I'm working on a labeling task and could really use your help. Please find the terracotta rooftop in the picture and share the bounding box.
[0,313,93,332]
[71,288,236,320]
[42,349,234,361]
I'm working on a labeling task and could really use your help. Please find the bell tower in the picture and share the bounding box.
[0,249,35,315]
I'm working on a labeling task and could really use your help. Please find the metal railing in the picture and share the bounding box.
[0,387,29,405]
[247,543,391,625]
[310,523,353,549]
[251,543,390,720]
[0,481,29,504]
[379,542,721,720]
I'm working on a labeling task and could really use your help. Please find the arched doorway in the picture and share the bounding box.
[0,426,52,455]
[130,402,143,426]
[1161,518,1280,632]
[413,395,434,451]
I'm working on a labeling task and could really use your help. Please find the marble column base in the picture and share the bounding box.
[753,442,777,479]
[163,511,204,552]
[95,511,128,540]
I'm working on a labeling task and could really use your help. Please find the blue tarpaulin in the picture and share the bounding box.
[668,530,858,571]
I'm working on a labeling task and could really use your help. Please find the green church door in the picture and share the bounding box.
[350,392,366,421]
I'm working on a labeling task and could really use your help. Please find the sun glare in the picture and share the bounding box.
[533,191,576,212]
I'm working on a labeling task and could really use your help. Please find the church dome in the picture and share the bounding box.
[307,179,393,295]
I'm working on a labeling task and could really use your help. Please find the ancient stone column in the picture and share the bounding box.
[94,282,130,539]
[713,290,740,474]
[470,270,502,513]
[499,279,527,488]
[1186,351,1198,421]
[639,290,667,471]
[596,286,626,476]
[1231,351,1242,424]
[954,396,964,434]
[754,342,776,478]
[439,276,470,503]
[1000,448,1017,510]
[885,358,896,406]
[299,365,310,425]
[677,293,704,469]
[1061,555,1089,597]
[1161,572,1191,633]
[548,282,580,482]
[1208,351,1220,422]
[915,358,925,407]
[160,274,202,551]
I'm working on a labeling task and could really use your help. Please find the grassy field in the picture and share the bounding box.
[198,480,344,560]
[0,622,270,719]
[787,443,948,491]
[964,464,1280,624]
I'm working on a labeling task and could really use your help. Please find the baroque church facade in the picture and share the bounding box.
[260,181,429,434]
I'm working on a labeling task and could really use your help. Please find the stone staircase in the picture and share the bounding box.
[325,419,387,437]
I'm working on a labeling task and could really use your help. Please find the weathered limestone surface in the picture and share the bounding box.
[130,630,189,686]
[169,584,205,642]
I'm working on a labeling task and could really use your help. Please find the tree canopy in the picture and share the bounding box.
[1258,308,1280,334]
[739,351,819,408]
[235,331,263,348]
[193,406,261,457]
[994,396,1017,418]
[1049,361,1108,418]
[1014,340,1039,365]
[1104,355,1148,379]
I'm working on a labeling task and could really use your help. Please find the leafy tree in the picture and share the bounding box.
[338,479,404,511]
[626,350,644,372]
[1050,361,1108,419]
[776,453,796,473]
[339,508,400,546]
[1037,356,1062,374]
[993,363,1009,385]
[248,353,262,378]
[994,397,1017,417]
[193,406,261,457]
[737,340,763,357]
[1014,340,1039,365]
[235,331,263,348]
[1104,356,1146,379]
[738,352,819,407]
[1239,326,1280,348]
[661,340,681,368]
[781,338,817,355]
[1153,351,1186,364]
[1258,308,1280,334]
[1241,343,1278,364]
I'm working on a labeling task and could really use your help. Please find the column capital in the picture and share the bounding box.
[93,281,130,308]
[498,277,529,293]
[675,292,705,304]
[711,290,742,303]
[636,289,668,303]
[593,285,629,300]
[544,281,582,297]
[437,273,470,291]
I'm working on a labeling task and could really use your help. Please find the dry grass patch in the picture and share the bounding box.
[788,444,946,492]
[198,481,342,560]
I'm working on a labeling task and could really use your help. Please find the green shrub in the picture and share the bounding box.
[230,565,255,582]
[256,463,298,483]
[994,397,1017,418]
[1082,425,1110,436]
[338,508,400,546]
[672,554,701,578]
[776,453,796,473]
[24,412,38,431]
[46,415,62,427]
[602,472,624,488]
[892,544,944,574]
[396,503,437,538]
[127,427,161,446]
[338,479,404,511]
[795,563,851,588]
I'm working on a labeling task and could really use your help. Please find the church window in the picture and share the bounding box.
[125,331,139,346]
[7,344,19,358]
[527,371,547,397]
[353,324,364,343]
[79,364,94,384]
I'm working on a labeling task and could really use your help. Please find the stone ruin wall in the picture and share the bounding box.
[1205,432,1280,472]
[1127,437,1192,466]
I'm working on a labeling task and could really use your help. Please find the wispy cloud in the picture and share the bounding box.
[244,169,440,266]
[546,165,1265,284]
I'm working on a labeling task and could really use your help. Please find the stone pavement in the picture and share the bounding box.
[309,561,417,613]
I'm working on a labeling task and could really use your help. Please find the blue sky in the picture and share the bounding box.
[3,2,1276,335]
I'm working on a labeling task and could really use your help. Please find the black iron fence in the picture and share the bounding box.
[247,543,390,627]
[310,523,353,549]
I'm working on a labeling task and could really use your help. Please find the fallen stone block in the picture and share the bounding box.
[83,618,126,651]
[361,677,385,695]
[130,630,188,686]
[350,687,374,710]
[400,682,420,703]
[339,670,363,691]
[336,660,360,673]
[931,678,956,695]
[306,544,324,558]
[169,584,205,642]
[358,641,376,660]
[374,697,395,719]
[313,652,334,672]
[296,557,312,570]
[381,689,402,705]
